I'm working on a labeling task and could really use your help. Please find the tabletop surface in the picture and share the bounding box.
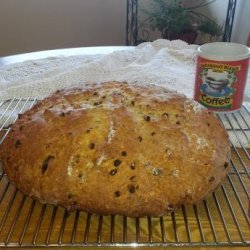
[0,46,133,67]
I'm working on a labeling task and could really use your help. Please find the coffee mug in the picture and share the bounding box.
[194,42,250,112]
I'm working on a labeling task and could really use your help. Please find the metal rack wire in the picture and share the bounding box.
[0,98,249,248]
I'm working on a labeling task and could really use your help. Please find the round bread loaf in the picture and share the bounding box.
[0,82,230,217]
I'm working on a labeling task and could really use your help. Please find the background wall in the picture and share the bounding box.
[231,0,250,45]
[0,0,249,56]
[0,0,127,56]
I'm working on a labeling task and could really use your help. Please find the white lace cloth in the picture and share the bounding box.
[0,39,249,101]
[0,40,209,99]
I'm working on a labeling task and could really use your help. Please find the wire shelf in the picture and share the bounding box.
[0,98,249,248]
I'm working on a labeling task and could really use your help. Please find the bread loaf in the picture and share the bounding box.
[0,82,230,217]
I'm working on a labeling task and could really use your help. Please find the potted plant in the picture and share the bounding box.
[143,0,223,44]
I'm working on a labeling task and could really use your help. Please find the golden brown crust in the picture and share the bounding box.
[0,82,230,217]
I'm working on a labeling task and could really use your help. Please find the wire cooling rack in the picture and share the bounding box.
[0,98,249,248]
